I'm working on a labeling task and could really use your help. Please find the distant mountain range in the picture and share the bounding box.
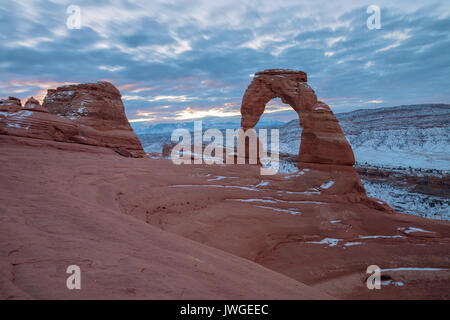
[279,103,450,170]
[131,116,284,135]
[135,104,450,171]
[132,116,285,154]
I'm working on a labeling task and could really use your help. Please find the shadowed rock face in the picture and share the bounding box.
[241,69,355,166]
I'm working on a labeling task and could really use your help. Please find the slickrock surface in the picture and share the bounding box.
[0,135,332,300]
[0,134,449,299]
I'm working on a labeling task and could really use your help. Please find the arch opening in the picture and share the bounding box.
[256,97,302,173]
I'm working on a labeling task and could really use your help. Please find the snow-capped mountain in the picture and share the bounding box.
[278,104,450,170]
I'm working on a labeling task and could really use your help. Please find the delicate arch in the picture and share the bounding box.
[240,69,355,166]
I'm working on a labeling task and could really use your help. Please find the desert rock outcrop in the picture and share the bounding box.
[0,97,22,112]
[240,70,384,208]
[43,81,144,156]
[0,82,145,157]
[241,69,354,165]
[23,97,49,113]
[0,97,79,142]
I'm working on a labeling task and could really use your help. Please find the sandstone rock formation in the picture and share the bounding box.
[0,82,145,157]
[0,97,79,142]
[0,97,22,112]
[162,141,177,158]
[23,97,49,113]
[240,69,384,208]
[241,69,354,165]
[43,81,144,156]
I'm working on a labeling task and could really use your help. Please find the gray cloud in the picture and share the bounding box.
[0,0,449,121]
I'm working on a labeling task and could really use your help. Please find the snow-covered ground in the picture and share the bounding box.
[276,125,449,170]
[272,159,450,220]
[362,179,449,220]
[347,128,449,170]
[277,104,450,171]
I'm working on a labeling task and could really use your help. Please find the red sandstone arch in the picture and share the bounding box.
[240,69,355,167]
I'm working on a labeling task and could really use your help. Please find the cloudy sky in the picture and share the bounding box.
[0,0,449,123]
